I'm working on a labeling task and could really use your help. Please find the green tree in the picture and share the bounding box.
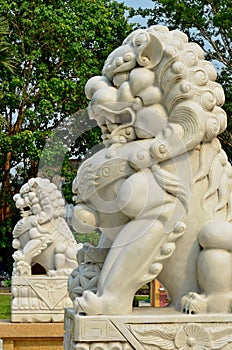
[0,16,16,273]
[0,16,15,73]
[0,0,132,273]
[133,0,232,161]
[0,16,15,130]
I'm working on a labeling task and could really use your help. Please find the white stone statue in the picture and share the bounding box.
[12,177,80,276]
[68,25,232,316]
[11,177,82,322]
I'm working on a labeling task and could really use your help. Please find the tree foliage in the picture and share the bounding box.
[133,0,232,161]
[0,0,132,272]
[0,17,15,73]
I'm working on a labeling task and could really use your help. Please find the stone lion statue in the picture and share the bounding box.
[12,177,81,276]
[68,26,232,315]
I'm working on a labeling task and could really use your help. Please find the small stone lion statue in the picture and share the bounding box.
[12,177,81,276]
[68,26,232,315]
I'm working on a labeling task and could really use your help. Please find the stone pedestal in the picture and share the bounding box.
[64,307,232,350]
[0,321,64,350]
[11,275,72,322]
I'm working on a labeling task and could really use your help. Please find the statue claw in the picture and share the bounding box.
[181,292,207,314]
[73,291,104,315]
[13,250,25,261]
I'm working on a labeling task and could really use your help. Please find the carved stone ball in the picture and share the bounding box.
[68,263,102,300]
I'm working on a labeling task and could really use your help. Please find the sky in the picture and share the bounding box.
[120,0,154,8]
[117,0,154,26]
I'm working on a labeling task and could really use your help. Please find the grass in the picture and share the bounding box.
[73,231,100,246]
[133,294,149,307]
[0,294,11,319]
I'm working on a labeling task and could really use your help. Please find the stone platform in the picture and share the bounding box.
[64,307,232,350]
[0,321,64,350]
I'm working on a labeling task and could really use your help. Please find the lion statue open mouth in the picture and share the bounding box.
[68,25,232,315]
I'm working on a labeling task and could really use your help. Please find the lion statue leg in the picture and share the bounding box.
[74,168,186,315]
[13,226,45,265]
[75,215,167,314]
[181,221,232,314]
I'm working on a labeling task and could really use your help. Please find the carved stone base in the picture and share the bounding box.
[11,275,72,322]
[64,307,232,350]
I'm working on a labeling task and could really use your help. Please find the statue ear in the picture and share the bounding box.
[135,32,163,69]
